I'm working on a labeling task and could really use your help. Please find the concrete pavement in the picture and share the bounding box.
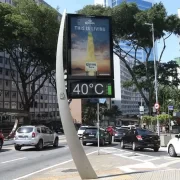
[24,146,180,180]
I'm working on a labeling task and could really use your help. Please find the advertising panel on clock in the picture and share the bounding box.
[66,14,114,98]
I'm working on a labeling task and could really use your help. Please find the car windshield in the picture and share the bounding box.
[17,127,33,133]
[85,128,97,134]
[137,129,155,135]
[79,127,86,130]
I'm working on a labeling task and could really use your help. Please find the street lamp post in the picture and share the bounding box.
[145,23,160,136]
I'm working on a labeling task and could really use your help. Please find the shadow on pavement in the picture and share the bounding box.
[20,145,65,152]
[0,148,11,153]
[98,170,151,179]
[84,143,119,147]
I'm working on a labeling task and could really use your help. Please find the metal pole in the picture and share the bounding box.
[97,102,100,155]
[56,10,97,179]
[152,23,160,136]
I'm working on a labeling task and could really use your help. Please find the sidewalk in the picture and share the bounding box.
[26,149,180,180]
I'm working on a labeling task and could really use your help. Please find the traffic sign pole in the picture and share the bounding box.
[154,103,160,136]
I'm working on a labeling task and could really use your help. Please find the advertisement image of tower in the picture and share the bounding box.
[85,32,97,76]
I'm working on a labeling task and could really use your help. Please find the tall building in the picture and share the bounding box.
[94,0,152,119]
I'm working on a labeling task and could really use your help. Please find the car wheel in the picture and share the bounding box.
[14,145,21,151]
[168,145,177,157]
[101,139,105,146]
[53,138,59,147]
[132,142,137,151]
[36,139,43,151]
[120,140,125,149]
[154,147,159,152]
[82,141,86,146]
[140,148,144,151]
[0,139,3,150]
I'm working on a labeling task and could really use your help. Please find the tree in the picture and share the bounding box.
[0,0,60,124]
[77,2,180,114]
[103,105,122,126]
[158,85,180,113]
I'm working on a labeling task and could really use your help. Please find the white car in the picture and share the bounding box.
[14,125,59,151]
[167,134,180,157]
[77,126,88,139]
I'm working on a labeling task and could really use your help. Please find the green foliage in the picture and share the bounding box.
[159,85,180,113]
[103,105,122,118]
[142,114,172,126]
[77,3,180,113]
[0,0,60,123]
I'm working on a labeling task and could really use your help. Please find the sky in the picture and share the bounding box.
[45,0,180,62]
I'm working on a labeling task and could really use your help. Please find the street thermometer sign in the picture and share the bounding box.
[66,14,114,99]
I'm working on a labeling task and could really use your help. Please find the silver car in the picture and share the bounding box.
[14,125,59,151]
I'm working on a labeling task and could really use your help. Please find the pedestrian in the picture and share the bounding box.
[166,123,169,133]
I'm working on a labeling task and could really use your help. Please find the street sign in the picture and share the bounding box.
[168,106,174,111]
[154,103,160,110]
[89,98,99,104]
[99,98,106,104]
[139,106,144,112]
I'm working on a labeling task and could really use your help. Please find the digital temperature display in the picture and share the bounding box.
[67,80,114,98]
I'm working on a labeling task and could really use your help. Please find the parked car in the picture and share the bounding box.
[120,128,160,152]
[82,127,112,146]
[167,134,180,157]
[77,126,88,139]
[114,128,128,142]
[121,125,136,130]
[0,130,4,150]
[14,125,59,151]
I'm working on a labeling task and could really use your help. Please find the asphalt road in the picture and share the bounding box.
[0,140,99,180]
[1,139,180,180]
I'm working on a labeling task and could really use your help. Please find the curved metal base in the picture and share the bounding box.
[56,10,97,179]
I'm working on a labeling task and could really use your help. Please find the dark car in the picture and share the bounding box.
[114,128,128,142]
[120,128,160,152]
[0,130,4,150]
[82,127,112,146]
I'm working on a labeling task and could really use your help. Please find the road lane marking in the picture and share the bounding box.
[158,159,180,168]
[12,150,97,180]
[1,157,27,164]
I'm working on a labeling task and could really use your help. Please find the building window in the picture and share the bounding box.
[4,102,9,109]
[0,80,2,85]
[49,104,52,108]
[19,103,23,110]
[12,81,16,88]
[0,56,3,64]
[41,103,43,108]
[45,103,48,108]
[44,87,47,93]
[0,68,2,75]
[44,95,48,100]
[11,102,17,109]
[0,90,2,97]
[5,69,9,76]
[40,95,43,100]
[5,80,9,87]
[35,94,38,99]
[12,92,17,98]
[5,91,9,98]
[5,58,9,65]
